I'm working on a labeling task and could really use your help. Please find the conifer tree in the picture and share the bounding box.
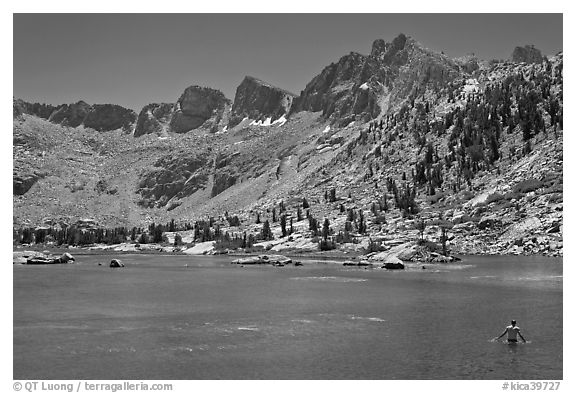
[329,188,336,202]
[280,215,287,237]
[322,218,330,241]
[261,220,273,241]
[357,210,366,234]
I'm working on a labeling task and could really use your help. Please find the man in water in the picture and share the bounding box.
[495,320,527,343]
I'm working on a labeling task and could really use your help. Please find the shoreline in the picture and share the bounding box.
[13,243,562,261]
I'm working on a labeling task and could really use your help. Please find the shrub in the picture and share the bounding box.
[226,215,241,227]
[372,214,387,225]
[365,238,385,253]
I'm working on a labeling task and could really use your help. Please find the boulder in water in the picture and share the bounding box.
[26,252,75,265]
[382,256,405,270]
[110,259,125,268]
[60,253,75,263]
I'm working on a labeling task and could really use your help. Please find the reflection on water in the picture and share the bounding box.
[14,254,561,380]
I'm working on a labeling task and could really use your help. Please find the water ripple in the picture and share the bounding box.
[289,276,367,283]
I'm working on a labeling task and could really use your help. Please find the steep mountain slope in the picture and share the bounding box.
[13,35,563,256]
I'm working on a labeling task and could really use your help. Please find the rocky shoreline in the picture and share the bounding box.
[13,235,561,267]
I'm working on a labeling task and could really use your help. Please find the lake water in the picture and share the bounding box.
[13,254,562,380]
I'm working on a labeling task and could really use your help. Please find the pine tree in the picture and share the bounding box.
[152,225,164,243]
[139,232,149,244]
[415,219,426,243]
[308,216,319,236]
[329,188,336,202]
[261,220,273,241]
[347,208,355,223]
[357,210,366,234]
[322,218,330,241]
[280,215,287,237]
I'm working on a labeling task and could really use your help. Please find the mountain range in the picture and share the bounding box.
[13,34,563,256]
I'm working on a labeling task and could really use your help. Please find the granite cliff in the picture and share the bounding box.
[228,76,296,127]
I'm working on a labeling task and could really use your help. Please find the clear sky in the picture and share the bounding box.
[13,13,563,111]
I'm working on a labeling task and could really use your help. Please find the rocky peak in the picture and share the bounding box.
[379,33,409,65]
[134,103,175,137]
[82,104,137,132]
[13,99,58,119]
[290,52,367,118]
[370,39,388,57]
[511,45,544,64]
[169,86,231,133]
[13,98,136,132]
[453,54,481,74]
[291,33,460,122]
[228,76,296,128]
[48,101,91,127]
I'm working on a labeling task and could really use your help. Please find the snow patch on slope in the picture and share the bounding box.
[247,115,288,127]
[272,115,287,126]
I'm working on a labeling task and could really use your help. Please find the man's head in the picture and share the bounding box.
[511,320,517,326]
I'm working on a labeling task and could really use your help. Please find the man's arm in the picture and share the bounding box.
[495,329,507,340]
[517,330,526,343]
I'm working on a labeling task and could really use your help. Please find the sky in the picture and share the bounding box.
[13,13,563,111]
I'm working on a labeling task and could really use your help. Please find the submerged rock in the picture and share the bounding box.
[232,256,263,265]
[232,254,292,265]
[343,261,373,267]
